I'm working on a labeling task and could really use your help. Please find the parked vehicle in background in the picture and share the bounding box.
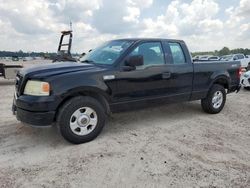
[12,56,19,61]
[220,54,250,68]
[220,55,233,61]
[192,55,202,61]
[12,38,241,144]
[199,55,211,61]
[23,57,34,61]
[194,55,220,62]
[241,70,250,90]
[208,56,220,61]
[0,63,23,79]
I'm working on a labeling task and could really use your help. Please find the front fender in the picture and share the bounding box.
[60,85,112,102]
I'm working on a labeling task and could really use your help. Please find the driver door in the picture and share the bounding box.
[113,41,172,102]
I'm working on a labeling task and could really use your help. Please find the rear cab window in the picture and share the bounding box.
[168,42,186,64]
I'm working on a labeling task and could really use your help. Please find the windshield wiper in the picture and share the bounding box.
[81,59,95,64]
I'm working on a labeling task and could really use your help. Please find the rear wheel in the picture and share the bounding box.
[57,96,106,144]
[244,87,250,91]
[201,84,226,114]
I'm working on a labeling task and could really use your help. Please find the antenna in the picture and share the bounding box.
[70,21,72,31]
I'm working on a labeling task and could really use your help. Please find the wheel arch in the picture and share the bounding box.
[55,87,111,121]
[210,74,230,90]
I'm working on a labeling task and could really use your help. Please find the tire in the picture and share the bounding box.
[244,87,250,91]
[201,84,226,114]
[57,96,106,144]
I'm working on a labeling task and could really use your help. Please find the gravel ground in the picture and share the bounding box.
[0,61,249,188]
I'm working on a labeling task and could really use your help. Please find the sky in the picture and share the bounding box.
[0,0,249,53]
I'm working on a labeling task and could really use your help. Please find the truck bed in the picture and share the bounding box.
[192,60,241,99]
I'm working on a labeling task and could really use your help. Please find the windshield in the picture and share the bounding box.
[220,55,233,60]
[80,40,133,65]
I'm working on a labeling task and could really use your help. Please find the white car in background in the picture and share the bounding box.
[241,70,250,90]
[199,55,211,60]
[193,55,220,62]
[220,54,250,68]
[208,56,220,61]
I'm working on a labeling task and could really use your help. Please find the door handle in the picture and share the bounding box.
[162,72,171,79]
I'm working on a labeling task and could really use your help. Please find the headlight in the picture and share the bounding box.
[244,72,250,78]
[24,80,50,96]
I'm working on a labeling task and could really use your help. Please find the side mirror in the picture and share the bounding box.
[233,57,237,60]
[125,55,144,67]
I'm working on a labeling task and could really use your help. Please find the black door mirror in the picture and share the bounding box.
[126,55,144,67]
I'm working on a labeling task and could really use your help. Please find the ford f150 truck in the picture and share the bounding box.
[12,39,241,144]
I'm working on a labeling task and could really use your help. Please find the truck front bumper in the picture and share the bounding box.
[13,105,55,126]
[12,93,58,126]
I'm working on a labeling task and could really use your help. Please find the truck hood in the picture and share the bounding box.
[19,62,107,78]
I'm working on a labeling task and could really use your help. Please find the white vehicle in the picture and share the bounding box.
[208,56,220,61]
[241,70,250,90]
[23,56,34,61]
[199,55,212,60]
[193,55,220,62]
[220,54,250,68]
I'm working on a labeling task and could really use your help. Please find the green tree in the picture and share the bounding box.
[219,47,230,56]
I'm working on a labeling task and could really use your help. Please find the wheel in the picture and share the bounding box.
[57,96,106,144]
[201,84,226,114]
[244,87,250,91]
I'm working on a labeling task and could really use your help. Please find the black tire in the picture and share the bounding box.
[57,96,106,144]
[244,87,250,91]
[201,84,226,114]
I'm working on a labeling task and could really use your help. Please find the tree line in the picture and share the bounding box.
[0,50,79,59]
[192,47,250,57]
[1,47,250,58]
[0,50,57,59]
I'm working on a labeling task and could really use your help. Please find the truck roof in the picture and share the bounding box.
[112,38,184,43]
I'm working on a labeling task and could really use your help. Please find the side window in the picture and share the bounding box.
[169,42,186,64]
[233,55,238,60]
[237,54,244,59]
[129,42,165,68]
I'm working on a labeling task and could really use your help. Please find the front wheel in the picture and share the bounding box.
[57,96,106,144]
[201,84,226,114]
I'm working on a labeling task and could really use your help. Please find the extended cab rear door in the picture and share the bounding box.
[161,40,193,100]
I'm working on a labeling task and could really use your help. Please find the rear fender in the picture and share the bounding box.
[209,72,230,90]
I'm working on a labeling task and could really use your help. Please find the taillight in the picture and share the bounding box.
[237,67,243,79]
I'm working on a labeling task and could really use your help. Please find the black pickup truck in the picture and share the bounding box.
[12,39,241,144]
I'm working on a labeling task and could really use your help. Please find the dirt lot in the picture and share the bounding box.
[0,60,249,187]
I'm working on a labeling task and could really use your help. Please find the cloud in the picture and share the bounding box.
[224,0,250,45]
[138,0,225,51]
[123,6,140,23]
[127,0,153,8]
[237,0,250,17]
[91,0,152,34]
[0,0,249,52]
[48,0,101,23]
[0,0,53,35]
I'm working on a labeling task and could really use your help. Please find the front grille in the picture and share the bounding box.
[15,73,23,96]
